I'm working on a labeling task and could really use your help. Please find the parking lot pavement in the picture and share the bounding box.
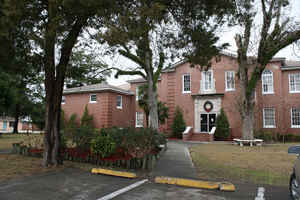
[0,168,292,200]
[0,168,137,200]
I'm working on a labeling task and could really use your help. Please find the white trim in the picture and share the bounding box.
[201,70,215,93]
[262,70,274,95]
[291,108,300,128]
[182,74,191,93]
[289,73,300,93]
[135,112,143,127]
[61,96,66,104]
[116,95,122,109]
[89,94,97,103]
[136,86,140,101]
[225,71,235,91]
[263,107,276,128]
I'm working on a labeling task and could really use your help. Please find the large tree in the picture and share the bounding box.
[235,0,300,140]
[96,0,235,130]
[11,0,117,166]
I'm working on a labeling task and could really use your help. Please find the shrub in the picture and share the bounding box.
[72,126,95,150]
[294,135,300,142]
[214,108,230,140]
[81,105,94,128]
[64,113,78,140]
[254,129,273,142]
[171,106,186,139]
[91,134,116,157]
[97,127,167,158]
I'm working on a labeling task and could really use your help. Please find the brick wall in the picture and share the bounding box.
[129,55,300,140]
[62,91,135,129]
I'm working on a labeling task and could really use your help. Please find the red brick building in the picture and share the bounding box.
[62,53,300,141]
[62,83,135,129]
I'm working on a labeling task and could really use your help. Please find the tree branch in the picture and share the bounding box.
[115,69,147,79]
[154,52,164,83]
[118,49,146,69]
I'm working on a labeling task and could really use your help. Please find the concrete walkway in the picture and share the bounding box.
[152,141,198,179]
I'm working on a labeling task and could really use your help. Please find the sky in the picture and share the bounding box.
[106,0,300,86]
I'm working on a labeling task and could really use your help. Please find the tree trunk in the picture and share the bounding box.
[43,83,62,167]
[241,109,254,140]
[147,76,159,130]
[239,66,255,140]
[13,103,20,134]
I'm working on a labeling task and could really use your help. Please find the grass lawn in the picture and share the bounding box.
[0,134,33,150]
[190,143,299,186]
[0,153,99,181]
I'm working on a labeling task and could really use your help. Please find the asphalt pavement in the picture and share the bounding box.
[0,141,293,200]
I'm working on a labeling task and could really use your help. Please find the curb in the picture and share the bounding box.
[91,168,137,178]
[154,176,235,192]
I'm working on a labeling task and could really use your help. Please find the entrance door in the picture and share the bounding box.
[200,114,216,132]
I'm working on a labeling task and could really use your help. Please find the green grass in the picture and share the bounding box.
[190,143,299,186]
[0,134,33,150]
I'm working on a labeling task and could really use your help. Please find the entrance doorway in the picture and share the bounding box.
[200,113,216,132]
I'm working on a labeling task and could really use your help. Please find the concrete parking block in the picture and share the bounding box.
[91,168,137,178]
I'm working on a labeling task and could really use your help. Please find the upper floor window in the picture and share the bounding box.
[90,94,97,103]
[116,95,122,109]
[225,71,235,91]
[263,107,276,128]
[203,71,213,91]
[61,96,66,104]
[262,70,274,94]
[136,86,141,101]
[291,108,300,128]
[182,74,191,93]
[136,112,143,127]
[289,73,300,93]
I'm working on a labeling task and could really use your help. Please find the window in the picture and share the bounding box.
[9,121,14,127]
[225,71,235,91]
[116,95,122,109]
[203,71,213,91]
[291,108,300,128]
[90,94,97,103]
[262,70,274,94]
[136,86,140,101]
[136,112,143,127]
[289,73,300,93]
[61,96,65,104]
[263,107,276,128]
[182,74,191,93]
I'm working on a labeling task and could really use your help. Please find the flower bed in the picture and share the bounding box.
[13,129,163,169]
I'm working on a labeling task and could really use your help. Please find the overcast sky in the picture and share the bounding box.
[106,0,300,86]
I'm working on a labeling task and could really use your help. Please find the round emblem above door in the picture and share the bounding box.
[203,101,213,113]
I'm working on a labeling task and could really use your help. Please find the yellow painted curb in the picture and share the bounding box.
[91,168,137,178]
[219,182,235,192]
[154,176,235,192]
[154,176,220,190]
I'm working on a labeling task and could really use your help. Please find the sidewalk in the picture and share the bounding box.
[152,141,198,179]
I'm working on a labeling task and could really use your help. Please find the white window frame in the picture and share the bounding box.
[182,74,191,93]
[116,95,122,109]
[136,86,140,101]
[135,112,143,127]
[225,71,235,91]
[202,70,213,91]
[291,108,300,128]
[289,73,300,93]
[89,94,97,103]
[61,96,66,104]
[263,107,276,128]
[262,70,274,94]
